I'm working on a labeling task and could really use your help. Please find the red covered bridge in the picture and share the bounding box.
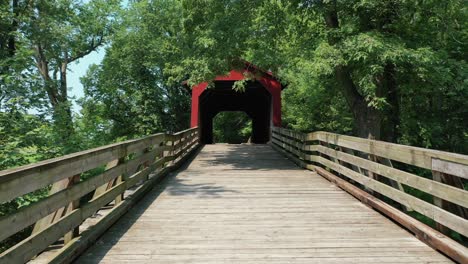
[189,62,284,144]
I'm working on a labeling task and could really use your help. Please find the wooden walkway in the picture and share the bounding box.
[75,144,453,263]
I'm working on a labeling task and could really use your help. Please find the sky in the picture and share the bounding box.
[67,47,105,113]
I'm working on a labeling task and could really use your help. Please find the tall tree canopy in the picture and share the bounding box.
[1,0,467,163]
[1,0,120,153]
[111,0,465,152]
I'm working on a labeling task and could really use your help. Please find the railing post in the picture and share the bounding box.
[113,157,126,205]
[64,174,80,244]
[93,156,126,204]
[378,157,411,212]
[432,170,468,238]
[32,174,80,237]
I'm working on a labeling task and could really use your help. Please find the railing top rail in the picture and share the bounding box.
[307,130,468,166]
[0,127,200,178]
[0,133,165,178]
[0,127,199,203]
[273,126,468,177]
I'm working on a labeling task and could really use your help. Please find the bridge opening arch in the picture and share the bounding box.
[189,61,284,144]
[199,81,272,144]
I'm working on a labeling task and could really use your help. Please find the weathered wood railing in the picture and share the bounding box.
[271,126,468,263]
[0,127,199,263]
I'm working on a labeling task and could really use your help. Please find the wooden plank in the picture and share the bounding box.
[313,156,468,237]
[432,158,468,179]
[306,131,468,172]
[305,145,468,208]
[0,133,165,203]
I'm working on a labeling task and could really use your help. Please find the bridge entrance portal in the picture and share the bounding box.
[189,62,284,144]
[199,82,271,144]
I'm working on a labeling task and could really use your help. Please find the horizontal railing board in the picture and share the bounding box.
[306,131,468,177]
[0,148,170,243]
[307,145,468,208]
[272,127,306,141]
[274,128,468,180]
[432,158,468,179]
[125,157,168,188]
[271,137,303,159]
[271,132,303,150]
[0,133,165,180]
[270,141,306,168]
[168,135,199,162]
[0,134,166,203]
[272,133,303,149]
[313,157,468,237]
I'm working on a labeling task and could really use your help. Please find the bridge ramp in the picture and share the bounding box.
[76,144,452,263]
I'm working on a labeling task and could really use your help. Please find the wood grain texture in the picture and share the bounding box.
[272,128,468,236]
[306,144,468,208]
[0,134,165,203]
[306,131,468,172]
[74,144,453,264]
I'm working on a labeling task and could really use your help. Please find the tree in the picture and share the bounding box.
[151,0,466,151]
[213,112,252,144]
[80,1,191,140]
[1,0,120,151]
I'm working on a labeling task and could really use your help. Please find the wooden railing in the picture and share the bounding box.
[271,126,468,263]
[0,127,199,263]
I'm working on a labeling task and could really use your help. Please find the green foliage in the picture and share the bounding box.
[0,108,61,170]
[139,0,466,152]
[213,112,252,144]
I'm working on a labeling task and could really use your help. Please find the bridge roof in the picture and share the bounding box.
[184,60,285,90]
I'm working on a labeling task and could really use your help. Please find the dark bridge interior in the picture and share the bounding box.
[199,81,272,144]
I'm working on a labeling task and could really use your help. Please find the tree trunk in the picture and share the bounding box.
[324,5,383,140]
[8,0,18,56]
[35,46,75,148]
[378,63,400,142]
[353,101,382,140]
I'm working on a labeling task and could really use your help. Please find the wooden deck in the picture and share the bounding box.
[75,144,453,263]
